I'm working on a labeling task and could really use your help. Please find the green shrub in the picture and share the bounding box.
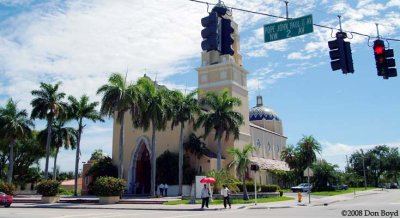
[260,185,280,192]
[36,180,60,196]
[93,176,126,196]
[236,181,260,192]
[0,181,15,195]
[58,188,74,196]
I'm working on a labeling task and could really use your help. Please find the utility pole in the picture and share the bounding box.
[361,149,367,189]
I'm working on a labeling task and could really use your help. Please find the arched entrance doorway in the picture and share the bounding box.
[128,136,152,195]
[134,142,151,194]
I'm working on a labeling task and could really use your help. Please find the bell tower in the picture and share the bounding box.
[196,8,251,146]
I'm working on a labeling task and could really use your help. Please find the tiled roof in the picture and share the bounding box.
[250,157,290,171]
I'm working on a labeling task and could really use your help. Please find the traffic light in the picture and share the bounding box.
[373,39,397,79]
[221,18,234,55]
[211,6,227,16]
[328,32,354,74]
[201,12,219,52]
[385,49,397,78]
[373,39,385,76]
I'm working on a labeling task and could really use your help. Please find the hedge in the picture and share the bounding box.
[235,182,280,192]
[93,176,126,196]
[260,185,280,192]
[0,181,15,195]
[36,180,60,196]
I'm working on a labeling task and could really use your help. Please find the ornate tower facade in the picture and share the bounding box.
[196,12,251,161]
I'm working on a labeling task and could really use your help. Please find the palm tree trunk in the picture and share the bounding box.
[74,120,82,196]
[242,174,249,200]
[44,117,53,179]
[150,122,156,197]
[118,113,125,179]
[53,146,60,181]
[7,139,16,183]
[217,137,222,171]
[178,123,184,196]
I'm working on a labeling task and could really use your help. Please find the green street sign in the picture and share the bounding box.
[264,14,314,43]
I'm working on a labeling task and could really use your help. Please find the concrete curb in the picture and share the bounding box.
[10,204,223,211]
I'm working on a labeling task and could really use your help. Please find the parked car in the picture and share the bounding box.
[332,184,348,190]
[291,183,313,192]
[0,192,12,207]
[390,183,398,189]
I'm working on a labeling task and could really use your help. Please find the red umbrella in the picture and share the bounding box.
[200,177,216,183]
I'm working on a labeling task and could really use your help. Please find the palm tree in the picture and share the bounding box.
[170,90,200,196]
[298,135,321,167]
[68,95,103,196]
[134,77,171,197]
[196,90,244,171]
[227,144,255,200]
[38,120,77,180]
[0,99,34,183]
[280,144,298,169]
[31,82,67,179]
[97,73,141,179]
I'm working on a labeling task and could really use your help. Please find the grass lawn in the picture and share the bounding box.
[312,187,376,196]
[164,196,294,205]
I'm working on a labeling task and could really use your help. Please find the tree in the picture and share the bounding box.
[31,82,67,179]
[298,135,321,167]
[311,159,338,191]
[227,144,255,200]
[196,90,244,171]
[280,144,298,169]
[184,133,208,159]
[68,95,103,196]
[97,73,141,179]
[170,90,200,195]
[0,99,34,183]
[134,77,171,196]
[38,120,77,180]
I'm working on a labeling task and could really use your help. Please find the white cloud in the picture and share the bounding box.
[287,52,313,60]
[321,140,400,158]
[0,0,205,109]
[319,140,400,170]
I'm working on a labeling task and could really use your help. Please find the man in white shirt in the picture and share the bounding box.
[200,184,210,208]
[164,183,168,197]
[221,185,231,209]
[159,184,164,197]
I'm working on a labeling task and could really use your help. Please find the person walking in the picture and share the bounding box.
[159,183,164,197]
[201,184,210,209]
[164,183,169,197]
[221,185,231,209]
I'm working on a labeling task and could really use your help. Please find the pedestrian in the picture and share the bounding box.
[201,184,210,209]
[159,183,164,197]
[221,185,231,209]
[164,183,169,197]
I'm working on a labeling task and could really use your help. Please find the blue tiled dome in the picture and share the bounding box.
[249,96,280,121]
[249,106,280,121]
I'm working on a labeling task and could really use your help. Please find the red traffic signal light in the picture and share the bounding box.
[373,39,397,79]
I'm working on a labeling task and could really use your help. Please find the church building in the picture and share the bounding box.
[111,6,289,195]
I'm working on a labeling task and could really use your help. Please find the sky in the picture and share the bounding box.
[0,0,399,173]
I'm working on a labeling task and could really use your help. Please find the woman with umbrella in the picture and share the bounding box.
[200,177,216,209]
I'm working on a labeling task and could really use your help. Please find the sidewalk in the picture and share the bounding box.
[11,189,383,211]
[246,189,383,209]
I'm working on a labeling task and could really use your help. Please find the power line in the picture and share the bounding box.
[188,0,400,42]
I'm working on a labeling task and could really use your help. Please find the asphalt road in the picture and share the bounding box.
[0,189,398,218]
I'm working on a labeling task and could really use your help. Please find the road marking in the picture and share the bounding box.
[52,212,118,218]
[162,209,239,218]
[93,211,167,218]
